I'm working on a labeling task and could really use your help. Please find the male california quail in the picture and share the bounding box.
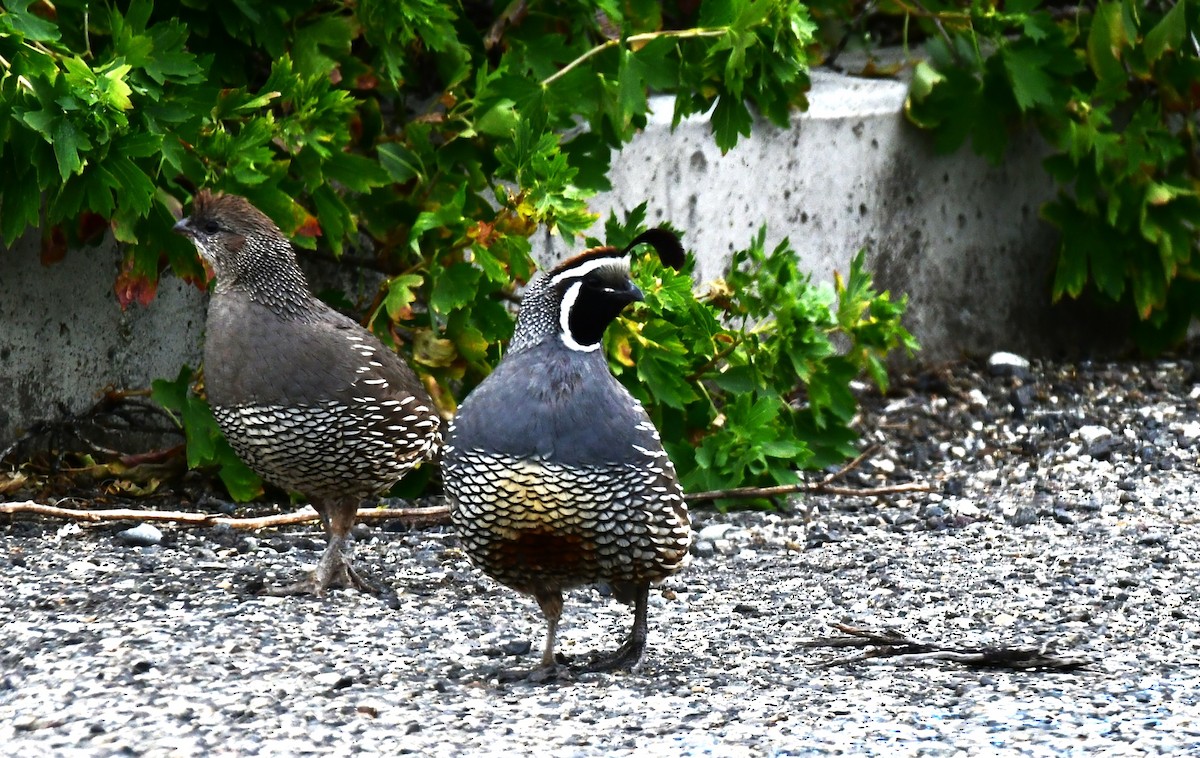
[443,229,691,675]
[174,190,440,596]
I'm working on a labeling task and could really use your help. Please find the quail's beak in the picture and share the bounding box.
[172,218,215,284]
[623,282,645,304]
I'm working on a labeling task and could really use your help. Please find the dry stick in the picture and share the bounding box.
[801,622,1089,671]
[3,447,917,524]
[0,501,451,529]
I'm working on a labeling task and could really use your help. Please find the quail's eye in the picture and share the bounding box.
[203,220,220,234]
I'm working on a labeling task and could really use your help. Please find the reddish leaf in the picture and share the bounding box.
[77,211,109,244]
[294,212,323,238]
[467,220,497,248]
[40,226,67,266]
[31,0,57,21]
[114,258,159,309]
[355,73,379,90]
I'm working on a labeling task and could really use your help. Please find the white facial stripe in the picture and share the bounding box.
[558,281,601,353]
[548,255,629,286]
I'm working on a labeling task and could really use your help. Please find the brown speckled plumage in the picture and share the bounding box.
[174,191,440,596]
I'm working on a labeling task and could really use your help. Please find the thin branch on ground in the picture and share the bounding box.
[800,622,1089,671]
[0,501,451,529]
[684,445,935,503]
[4,444,920,526]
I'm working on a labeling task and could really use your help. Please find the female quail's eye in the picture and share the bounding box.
[203,220,220,234]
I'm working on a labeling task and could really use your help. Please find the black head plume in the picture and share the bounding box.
[621,228,685,270]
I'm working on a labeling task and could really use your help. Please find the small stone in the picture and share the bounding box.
[1076,425,1112,445]
[1087,436,1121,460]
[315,671,354,689]
[116,523,163,547]
[870,457,896,473]
[1008,506,1039,526]
[1009,385,1034,419]
[690,540,715,558]
[1177,421,1200,445]
[502,639,532,656]
[988,351,1031,378]
[696,523,735,542]
[805,525,841,547]
[1052,508,1076,525]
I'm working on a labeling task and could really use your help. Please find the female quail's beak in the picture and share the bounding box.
[172,218,216,284]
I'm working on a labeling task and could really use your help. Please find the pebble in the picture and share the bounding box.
[987,351,1031,378]
[116,523,163,547]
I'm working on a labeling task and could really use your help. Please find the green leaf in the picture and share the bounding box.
[409,184,467,253]
[377,142,424,184]
[4,0,61,41]
[324,152,390,193]
[1001,46,1054,111]
[385,273,425,320]
[216,452,265,502]
[710,93,752,153]
[0,166,41,245]
[1144,0,1186,64]
[907,60,946,107]
[1087,2,1128,92]
[430,262,483,315]
[51,120,89,180]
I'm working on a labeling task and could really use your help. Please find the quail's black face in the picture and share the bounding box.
[551,256,642,351]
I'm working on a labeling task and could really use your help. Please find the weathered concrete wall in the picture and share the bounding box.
[542,71,1121,360]
[0,234,206,447]
[1,67,1123,448]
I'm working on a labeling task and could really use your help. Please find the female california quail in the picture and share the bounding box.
[443,229,691,676]
[174,191,440,597]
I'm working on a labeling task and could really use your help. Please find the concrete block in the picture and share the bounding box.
[542,70,1122,361]
[0,233,206,447]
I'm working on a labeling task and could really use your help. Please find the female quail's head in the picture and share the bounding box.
[174,191,309,309]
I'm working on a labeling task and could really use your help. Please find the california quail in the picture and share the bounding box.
[174,190,440,597]
[443,229,691,675]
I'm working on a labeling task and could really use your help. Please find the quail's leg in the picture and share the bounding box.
[260,499,385,597]
[523,590,570,682]
[536,590,565,667]
[578,582,649,673]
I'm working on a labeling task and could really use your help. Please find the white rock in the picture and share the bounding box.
[1075,425,1113,444]
[988,351,1030,373]
[696,523,736,542]
[117,523,163,547]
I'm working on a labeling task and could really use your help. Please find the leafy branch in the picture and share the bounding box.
[902,0,1200,352]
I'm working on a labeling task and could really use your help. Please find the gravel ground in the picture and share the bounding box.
[2,357,1200,756]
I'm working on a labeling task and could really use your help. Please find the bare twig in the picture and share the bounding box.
[542,28,727,88]
[801,622,1089,671]
[0,501,451,529]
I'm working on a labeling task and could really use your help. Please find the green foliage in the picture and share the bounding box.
[150,366,263,502]
[1,0,918,504]
[900,0,1200,350]
[605,208,916,507]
